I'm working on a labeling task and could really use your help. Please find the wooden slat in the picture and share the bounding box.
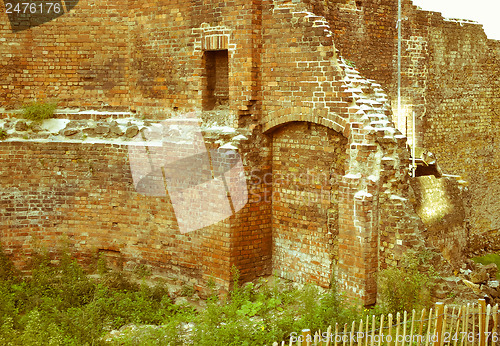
[473,304,477,346]
[396,312,401,346]
[357,318,363,346]
[453,306,462,346]
[335,323,339,346]
[425,308,433,346]
[441,305,448,346]
[492,305,499,346]
[379,314,385,346]
[480,299,487,346]
[402,310,408,345]
[350,321,355,346]
[485,305,492,346]
[365,317,369,346]
[435,302,445,345]
[388,314,393,346]
[448,307,456,346]
[464,304,470,346]
[417,309,426,346]
[371,315,376,346]
[315,330,322,346]
[409,310,416,346]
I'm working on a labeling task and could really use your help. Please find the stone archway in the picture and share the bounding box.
[271,121,348,287]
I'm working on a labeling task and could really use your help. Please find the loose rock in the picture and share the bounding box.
[125,125,139,138]
[94,125,110,135]
[15,121,28,131]
[470,267,488,284]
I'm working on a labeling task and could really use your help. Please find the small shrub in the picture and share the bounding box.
[180,285,195,298]
[22,102,57,121]
[378,249,438,313]
[0,246,18,281]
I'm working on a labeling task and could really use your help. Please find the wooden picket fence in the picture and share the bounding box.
[274,299,500,346]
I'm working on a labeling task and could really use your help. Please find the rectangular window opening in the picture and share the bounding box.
[203,50,229,111]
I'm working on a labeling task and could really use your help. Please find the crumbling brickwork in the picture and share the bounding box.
[1,0,496,304]
[319,0,500,246]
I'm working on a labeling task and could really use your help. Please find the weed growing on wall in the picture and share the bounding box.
[0,129,7,141]
[21,101,57,121]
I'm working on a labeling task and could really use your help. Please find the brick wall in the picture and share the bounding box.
[2,0,488,304]
[272,122,347,287]
[0,141,240,291]
[0,0,131,109]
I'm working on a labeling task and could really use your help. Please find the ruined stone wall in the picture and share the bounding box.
[318,0,500,247]
[260,0,425,303]
[1,0,445,304]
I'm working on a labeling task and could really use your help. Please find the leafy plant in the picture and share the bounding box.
[22,101,57,121]
[344,59,356,68]
[378,249,438,313]
[180,284,195,298]
[0,129,7,140]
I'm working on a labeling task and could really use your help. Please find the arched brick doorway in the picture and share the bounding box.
[271,122,348,287]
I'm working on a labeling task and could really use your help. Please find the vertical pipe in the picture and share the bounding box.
[412,111,416,177]
[397,0,402,133]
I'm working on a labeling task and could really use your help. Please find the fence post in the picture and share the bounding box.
[378,314,384,346]
[493,304,499,346]
[417,308,425,346]
[299,329,311,346]
[425,307,433,346]
[479,299,486,346]
[435,302,445,345]
[350,321,355,346]
[357,318,363,346]
[395,312,401,346]
[326,325,332,346]
[335,323,339,346]
[485,304,492,345]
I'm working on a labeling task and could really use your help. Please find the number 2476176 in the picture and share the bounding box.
[5,2,63,14]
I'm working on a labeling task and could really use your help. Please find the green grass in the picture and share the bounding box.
[472,253,500,280]
[21,102,57,121]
